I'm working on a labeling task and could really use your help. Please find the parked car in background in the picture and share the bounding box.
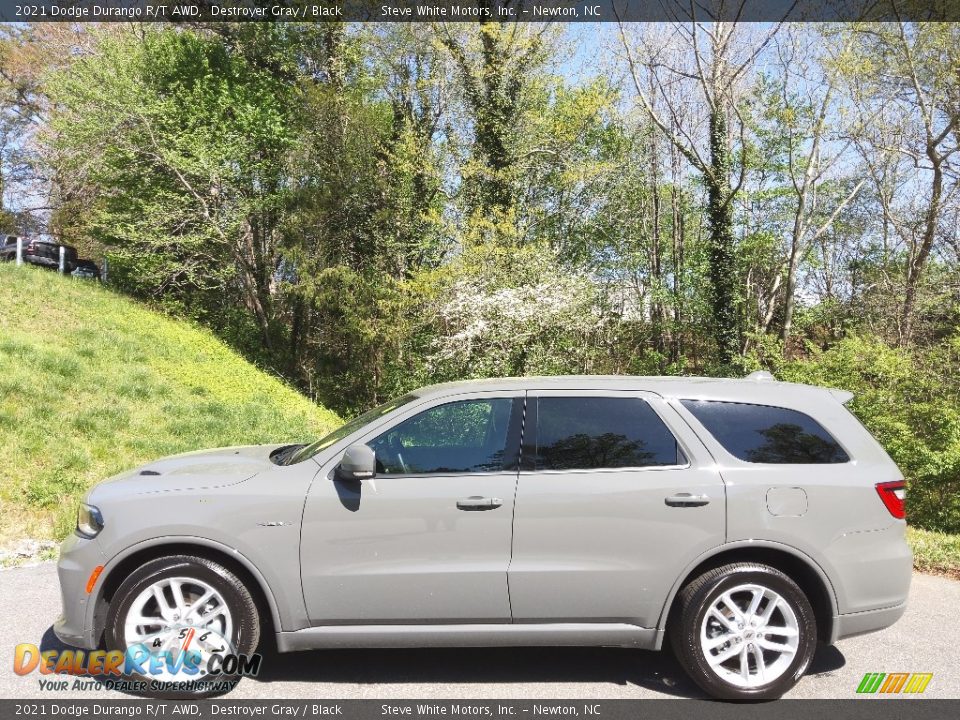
[0,235,20,262]
[2,237,78,270]
[56,374,911,700]
[23,238,78,270]
[71,259,101,280]
[1,236,99,276]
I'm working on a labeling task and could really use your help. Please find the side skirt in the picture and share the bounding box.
[275,623,658,652]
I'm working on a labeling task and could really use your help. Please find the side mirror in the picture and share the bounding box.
[335,443,377,482]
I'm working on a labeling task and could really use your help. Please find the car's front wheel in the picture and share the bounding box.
[104,554,260,698]
[669,562,817,700]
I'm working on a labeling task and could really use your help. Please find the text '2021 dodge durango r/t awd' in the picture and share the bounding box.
[56,374,911,700]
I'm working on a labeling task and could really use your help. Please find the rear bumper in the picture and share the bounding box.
[826,521,912,614]
[831,600,907,643]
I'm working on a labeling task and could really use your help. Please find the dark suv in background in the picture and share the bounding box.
[2,236,98,279]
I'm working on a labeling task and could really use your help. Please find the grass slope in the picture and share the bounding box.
[0,264,340,545]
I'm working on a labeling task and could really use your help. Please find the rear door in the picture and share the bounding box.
[508,390,726,627]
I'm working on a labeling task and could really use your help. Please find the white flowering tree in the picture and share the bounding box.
[424,248,621,379]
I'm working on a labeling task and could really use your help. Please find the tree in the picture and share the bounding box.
[842,22,960,346]
[368,23,451,274]
[48,29,294,349]
[0,24,105,238]
[617,20,782,365]
[436,13,555,236]
[766,27,868,345]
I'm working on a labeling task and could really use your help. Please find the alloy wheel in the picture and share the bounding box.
[122,576,235,680]
[699,582,801,688]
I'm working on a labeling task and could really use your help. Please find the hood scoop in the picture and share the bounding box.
[269,443,306,466]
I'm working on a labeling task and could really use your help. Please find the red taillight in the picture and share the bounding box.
[876,480,906,519]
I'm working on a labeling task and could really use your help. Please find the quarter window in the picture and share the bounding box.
[533,397,685,471]
[368,398,517,475]
[680,400,849,464]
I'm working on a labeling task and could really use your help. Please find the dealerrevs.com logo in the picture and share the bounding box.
[856,672,933,695]
[14,626,261,695]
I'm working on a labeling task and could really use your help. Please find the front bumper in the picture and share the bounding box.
[52,532,107,650]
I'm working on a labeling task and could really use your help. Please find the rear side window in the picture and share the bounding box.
[533,397,685,471]
[681,400,849,464]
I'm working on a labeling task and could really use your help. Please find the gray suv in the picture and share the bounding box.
[55,374,911,700]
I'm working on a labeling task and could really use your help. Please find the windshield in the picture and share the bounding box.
[286,394,419,465]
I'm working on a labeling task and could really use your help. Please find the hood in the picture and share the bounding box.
[89,444,286,501]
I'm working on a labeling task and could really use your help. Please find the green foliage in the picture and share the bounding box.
[47,27,297,354]
[782,335,960,532]
[908,527,960,578]
[51,28,289,254]
[0,264,339,543]
[291,264,428,417]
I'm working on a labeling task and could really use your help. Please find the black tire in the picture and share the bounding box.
[105,555,260,699]
[669,562,817,701]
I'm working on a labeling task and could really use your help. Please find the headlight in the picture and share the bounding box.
[76,503,104,539]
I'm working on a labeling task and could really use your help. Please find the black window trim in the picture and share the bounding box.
[678,397,853,466]
[521,390,692,475]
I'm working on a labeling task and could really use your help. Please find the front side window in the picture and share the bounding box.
[368,398,517,475]
[533,396,685,471]
[680,400,849,464]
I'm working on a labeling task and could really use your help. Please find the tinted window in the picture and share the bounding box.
[681,400,849,464]
[533,397,684,471]
[369,398,516,474]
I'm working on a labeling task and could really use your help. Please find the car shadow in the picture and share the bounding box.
[38,625,846,700]
[806,644,847,677]
[252,645,704,697]
[249,642,846,699]
[40,625,71,654]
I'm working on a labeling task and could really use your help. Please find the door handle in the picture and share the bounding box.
[665,493,710,507]
[456,496,504,511]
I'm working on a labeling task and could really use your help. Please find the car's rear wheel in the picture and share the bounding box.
[104,555,260,698]
[669,562,817,700]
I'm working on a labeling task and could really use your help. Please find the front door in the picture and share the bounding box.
[508,390,726,627]
[300,394,523,624]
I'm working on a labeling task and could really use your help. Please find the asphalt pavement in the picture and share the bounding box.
[1,563,957,699]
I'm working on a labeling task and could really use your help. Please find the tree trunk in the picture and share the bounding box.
[780,242,801,344]
[237,219,274,352]
[670,142,684,365]
[706,107,740,365]
[901,157,943,346]
[648,127,666,359]
[779,159,810,346]
[475,17,515,219]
